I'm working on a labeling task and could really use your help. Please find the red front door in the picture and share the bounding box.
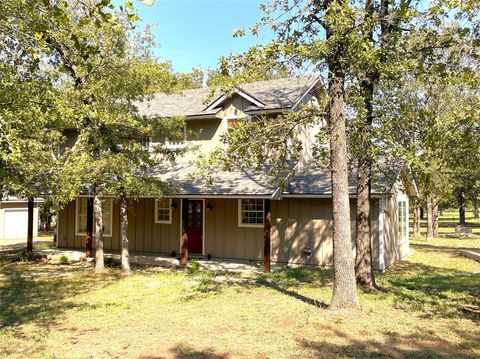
[185,200,203,254]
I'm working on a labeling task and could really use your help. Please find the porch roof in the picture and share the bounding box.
[151,162,284,198]
[283,160,403,197]
[150,158,408,199]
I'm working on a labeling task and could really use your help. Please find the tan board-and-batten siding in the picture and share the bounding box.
[57,197,382,269]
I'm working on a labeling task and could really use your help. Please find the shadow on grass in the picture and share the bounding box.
[0,261,124,329]
[140,343,229,358]
[299,322,480,358]
[380,260,480,320]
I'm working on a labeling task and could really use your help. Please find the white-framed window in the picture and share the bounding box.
[102,199,113,237]
[238,199,264,228]
[397,199,408,243]
[75,197,113,237]
[155,198,172,224]
[139,137,151,151]
[75,197,88,236]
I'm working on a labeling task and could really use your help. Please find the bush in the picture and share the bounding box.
[190,259,200,272]
[59,255,69,265]
[20,250,41,262]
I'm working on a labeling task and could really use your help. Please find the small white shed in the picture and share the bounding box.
[0,198,43,240]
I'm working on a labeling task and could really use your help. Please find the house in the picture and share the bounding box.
[0,196,42,240]
[56,76,418,271]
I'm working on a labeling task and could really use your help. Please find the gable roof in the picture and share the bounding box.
[135,76,320,118]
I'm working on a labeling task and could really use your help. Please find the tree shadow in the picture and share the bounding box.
[0,262,124,329]
[179,266,331,308]
[411,243,480,253]
[298,322,479,358]
[379,261,480,320]
[139,343,229,359]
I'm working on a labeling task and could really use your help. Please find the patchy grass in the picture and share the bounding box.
[1,238,479,358]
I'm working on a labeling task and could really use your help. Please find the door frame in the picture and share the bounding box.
[179,198,205,255]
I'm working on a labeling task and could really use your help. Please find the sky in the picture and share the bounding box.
[134,0,272,74]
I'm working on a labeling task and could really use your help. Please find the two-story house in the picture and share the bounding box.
[56,76,418,271]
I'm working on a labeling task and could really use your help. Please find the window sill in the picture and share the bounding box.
[238,223,264,228]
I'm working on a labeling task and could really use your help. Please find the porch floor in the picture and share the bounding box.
[42,248,269,274]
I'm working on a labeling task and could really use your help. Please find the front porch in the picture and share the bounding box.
[42,248,271,274]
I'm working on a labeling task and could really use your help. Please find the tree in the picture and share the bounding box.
[0,0,65,253]
[2,0,185,271]
[202,0,361,309]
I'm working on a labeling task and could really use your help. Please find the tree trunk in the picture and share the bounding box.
[93,185,104,271]
[119,187,130,273]
[326,23,360,309]
[458,191,466,225]
[432,197,439,237]
[355,158,375,287]
[413,200,421,237]
[263,199,272,273]
[420,207,424,220]
[85,196,94,258]
[426,196,434,240]
[27,196,34,253]
[474,199,479,219]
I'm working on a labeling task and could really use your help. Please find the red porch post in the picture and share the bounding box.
[180,199,189,266]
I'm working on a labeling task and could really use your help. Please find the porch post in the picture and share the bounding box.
[27,197,34,253]
[263,199,271,273]
[86,197,94,257]
[180,199,189,266]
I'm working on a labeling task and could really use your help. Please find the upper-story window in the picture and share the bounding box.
[227,118,246,129]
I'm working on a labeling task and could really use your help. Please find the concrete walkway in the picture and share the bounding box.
[40,248,267,274]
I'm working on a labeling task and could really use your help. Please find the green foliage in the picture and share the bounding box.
[1,0,190,207]
[59,255,69,265]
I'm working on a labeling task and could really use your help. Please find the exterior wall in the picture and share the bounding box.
[271,198,380,268]
[57,198,180,254]
[204,198,264,260]
[183,118,224,162]
[381,181,410,269]
[58,197,385,269]
[0,202,39,239]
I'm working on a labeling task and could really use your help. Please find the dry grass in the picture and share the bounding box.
[1,234,479,359]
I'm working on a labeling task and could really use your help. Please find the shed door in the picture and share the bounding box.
[3,209,29,239]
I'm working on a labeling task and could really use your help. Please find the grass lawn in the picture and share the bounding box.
[415,210,480,236]
[1,232,479,357]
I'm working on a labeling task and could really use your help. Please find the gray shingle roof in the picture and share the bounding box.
[135,76,319,118]
[151,162,283,197]
[149,158,402,198]
[284,159,403,196]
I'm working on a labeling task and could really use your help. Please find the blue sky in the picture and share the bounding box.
[135,0,271,74]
